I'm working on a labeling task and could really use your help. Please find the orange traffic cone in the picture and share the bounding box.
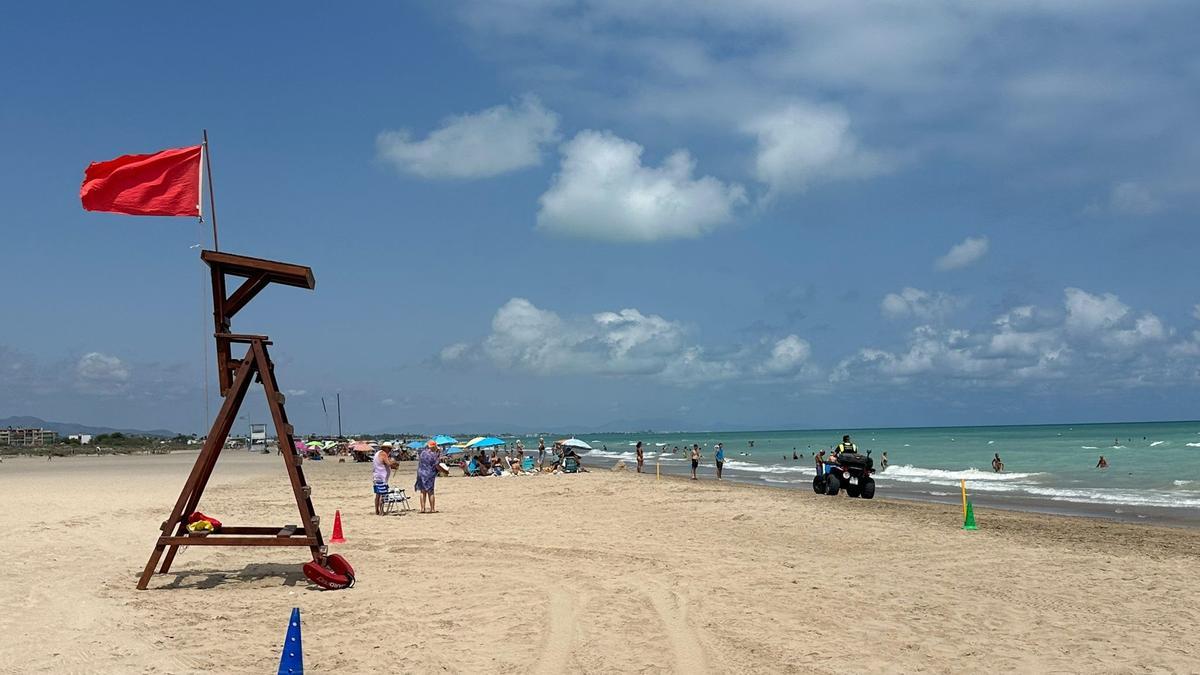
[330,510,346,544]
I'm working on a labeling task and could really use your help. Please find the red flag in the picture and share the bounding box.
[80,145,202,216]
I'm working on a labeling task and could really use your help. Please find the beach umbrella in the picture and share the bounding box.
[430,434,458,446]
[558,438,593,450]
[466,436,506,449]
[305,440,323,449]
[294,440,306,452]
[405,440,425,450]
[441,446,464,456]
[349,441,374,453]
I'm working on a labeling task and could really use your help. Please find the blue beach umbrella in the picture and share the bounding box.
[466,436,507,449]
[405,440,425,450]
[430,435,458,446]
[441,446,465,456]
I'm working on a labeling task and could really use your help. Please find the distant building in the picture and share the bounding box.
[68,434,93,445]
[0,427,58,447]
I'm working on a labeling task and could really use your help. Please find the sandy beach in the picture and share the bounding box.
[2,450,1198,674]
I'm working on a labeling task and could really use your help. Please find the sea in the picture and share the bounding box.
[515,421,1200,525]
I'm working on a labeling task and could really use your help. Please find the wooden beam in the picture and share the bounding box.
[223,271,271,317]
[201,249,315,290]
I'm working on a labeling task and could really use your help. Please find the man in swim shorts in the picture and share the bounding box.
[690,444,701,480]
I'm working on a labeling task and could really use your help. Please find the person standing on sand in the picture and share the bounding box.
[373,445,399,515]
[538,438,546,467]
[992,453,1004,473]
[690,444,701,480]
[415,440,441,513]
[715,443,725,480]
[635,441,645,473]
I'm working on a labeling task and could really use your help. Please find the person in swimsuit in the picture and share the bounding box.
[415,440,441,513]
[881,451,889,472]
[715,443,725,480]
[992,453,1004,473]
[1097,455,1109,469]
[690,444,701,480]
[635,441,645,473]
[538,438,546,468]
[373,446,398,515]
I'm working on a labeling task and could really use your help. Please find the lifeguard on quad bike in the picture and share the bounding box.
[812,435,876,499]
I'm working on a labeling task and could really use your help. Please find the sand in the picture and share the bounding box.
[2,450,1198,674]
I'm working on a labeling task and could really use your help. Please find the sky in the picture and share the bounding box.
[2,1,1199,435]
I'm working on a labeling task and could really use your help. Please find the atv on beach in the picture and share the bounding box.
[812,452,876,499]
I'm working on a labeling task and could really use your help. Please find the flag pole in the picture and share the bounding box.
[202,129,219,251]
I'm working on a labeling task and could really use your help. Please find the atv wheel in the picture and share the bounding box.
[812,475,827,494]
[860,478,876,499]
[825,474,841,496]
[846,483,861,498]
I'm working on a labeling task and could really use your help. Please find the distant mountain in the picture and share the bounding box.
[0,416,179,438]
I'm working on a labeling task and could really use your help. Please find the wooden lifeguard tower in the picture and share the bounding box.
[137,250,351,589]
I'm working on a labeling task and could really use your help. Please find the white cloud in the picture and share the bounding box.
[842,287,1185,387]
[483,298,722,378]
[75,352,130,394]
[1193,304,1200,321]
[1109,181,1162,216]
[1059,288,1166,351]
[536,130,746,242]
[377,95,560,179]
[285,389,307,397]
[881,287,962,321]
[74,353,134,395]
[453,298,815,384]
[757,335,813,376]
[439,342,472,363]
[936,236,989,271]
[1063,287,1129,333]
[381,398,396,407]
[743,102,889,197]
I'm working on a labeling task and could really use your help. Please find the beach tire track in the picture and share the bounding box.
[646,585,710,674]
[533,587,578,675]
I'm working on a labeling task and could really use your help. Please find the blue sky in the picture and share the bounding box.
[2,2,1199,435]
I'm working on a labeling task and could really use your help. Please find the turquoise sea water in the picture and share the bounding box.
[516,421,1200,517]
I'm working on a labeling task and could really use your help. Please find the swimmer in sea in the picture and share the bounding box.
[881,451,889,471]
[1097,456,1109,469]
[992,453,1004,473]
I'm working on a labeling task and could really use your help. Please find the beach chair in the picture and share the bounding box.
[563,456,580,473]
[466,458,482,477]
[373,483,412,514]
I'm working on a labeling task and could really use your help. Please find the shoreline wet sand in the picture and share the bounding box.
[2,451,1198,673]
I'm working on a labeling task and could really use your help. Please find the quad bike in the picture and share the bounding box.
[812,452,876,499]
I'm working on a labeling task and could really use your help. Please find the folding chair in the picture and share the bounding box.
[373,483,412,514]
